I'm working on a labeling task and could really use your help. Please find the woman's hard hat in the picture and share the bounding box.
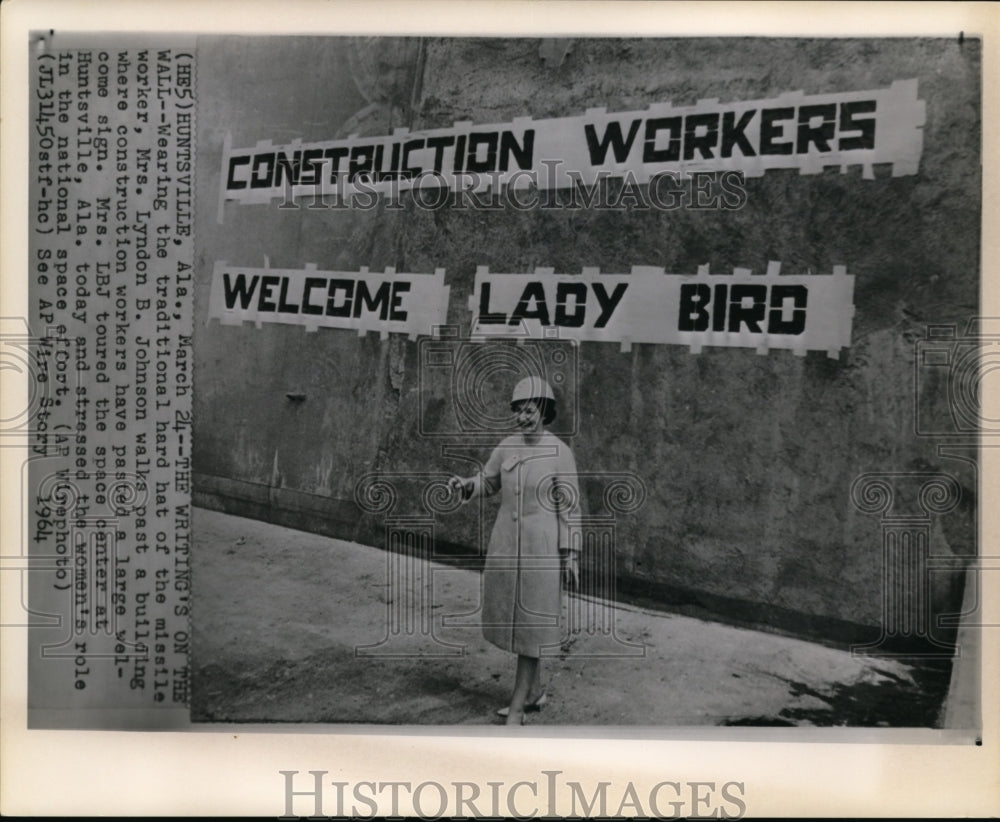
[511,376,555,405]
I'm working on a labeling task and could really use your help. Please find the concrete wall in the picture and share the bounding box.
[192,36,980,645]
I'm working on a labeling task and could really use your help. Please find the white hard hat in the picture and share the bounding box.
[511,376,555,405]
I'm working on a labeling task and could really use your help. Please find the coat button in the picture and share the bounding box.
[512,512,518,521]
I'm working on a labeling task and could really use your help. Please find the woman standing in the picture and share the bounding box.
[449,377,580,726]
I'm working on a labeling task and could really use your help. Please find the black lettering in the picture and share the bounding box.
[509,282,550,326]
[349,145,374,182]
[323,146,350,180]
[554,282,587,327]
[302,277,325,315]
[585,118,642,164]
[274,150,302,188]
[425,136,455,173]
[712,283,727,332]
[499,130,534,172]
[300,149,325,186]
[466,132,498,174]
[226,155,250,190]
[325,279,353,317]
[257,275,280,312]
[720,110,757,158]
[222,273,258,310]
[728,284,767,333]
[838,100,877,151]
[767,285,808,335]
[277,277,298,314]
[592,282,627,328]
[760,107,795,155]
[678,283,710,332]
[353,281,391,320]
[389,282,410,322]
[249,152,275,188]
[683,113,719,160]
[401,139,424,176]
[642,117,681,163]
[796,104,837,153]
[477,282,506,325]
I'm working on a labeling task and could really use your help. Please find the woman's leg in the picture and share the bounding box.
[529,658,543,703]
[506,654,539,725]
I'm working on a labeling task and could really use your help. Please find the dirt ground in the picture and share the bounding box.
[191,507,952,727]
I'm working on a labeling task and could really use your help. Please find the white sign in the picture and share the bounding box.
[468,263,855,356]
[207,263,450,340]
[220,79,924,206]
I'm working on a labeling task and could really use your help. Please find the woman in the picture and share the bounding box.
[449,376,580,726]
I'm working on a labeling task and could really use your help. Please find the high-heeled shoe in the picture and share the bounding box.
[505,710,526,727]
[496,691,548,718]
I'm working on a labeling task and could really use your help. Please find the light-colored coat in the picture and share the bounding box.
[470,431,580,657]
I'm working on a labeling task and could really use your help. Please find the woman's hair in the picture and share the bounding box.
[511,397,556,425]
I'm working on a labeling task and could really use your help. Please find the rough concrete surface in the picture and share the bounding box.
[192,508,951,727]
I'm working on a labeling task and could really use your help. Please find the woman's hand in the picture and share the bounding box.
[447,475,473,501]
[562,552,579,589]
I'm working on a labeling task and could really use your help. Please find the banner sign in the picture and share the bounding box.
[220,79,924,206]
[210,261,854,355]
[468,264,855,357]
[207,262,450,340]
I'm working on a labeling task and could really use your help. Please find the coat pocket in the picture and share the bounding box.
[501,454,520,473]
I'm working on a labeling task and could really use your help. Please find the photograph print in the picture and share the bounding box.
[189,33,982,730]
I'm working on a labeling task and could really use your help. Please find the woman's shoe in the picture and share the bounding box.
[505,709,526,727]
[496,691,548,718]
